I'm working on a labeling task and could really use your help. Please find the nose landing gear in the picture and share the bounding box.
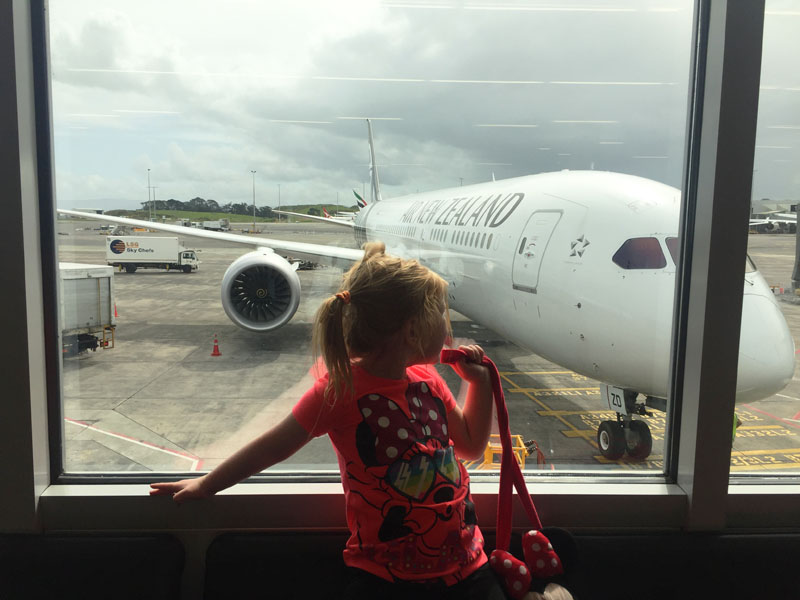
[597,386,656,460]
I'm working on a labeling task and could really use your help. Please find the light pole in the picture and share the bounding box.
[251,170,257,233]
[277,183,281,223]
[147,169,151,220]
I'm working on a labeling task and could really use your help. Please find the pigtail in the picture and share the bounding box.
[312,293,353,401]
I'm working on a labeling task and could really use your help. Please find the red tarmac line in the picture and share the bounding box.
[742,404,800,431]
[65,417,201,470]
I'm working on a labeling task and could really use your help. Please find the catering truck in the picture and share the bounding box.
[59,262,115,356]
[105,236,199,273]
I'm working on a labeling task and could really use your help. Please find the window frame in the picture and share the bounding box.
[2,0,799,538]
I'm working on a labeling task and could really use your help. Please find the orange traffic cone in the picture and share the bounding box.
[114,303,119,318]
[211,335,221,357]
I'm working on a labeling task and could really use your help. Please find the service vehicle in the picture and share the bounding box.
[105,236,199,273]
[201,219,230,231]
[59,262,115,356]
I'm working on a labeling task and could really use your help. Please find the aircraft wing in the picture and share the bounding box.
[273,209,355,228]
[58,209,363,269]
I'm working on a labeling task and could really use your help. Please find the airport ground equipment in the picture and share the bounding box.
[463,434,546,471]
[105,236,199,273]
[59,262,116,357]
[200,219,230,231]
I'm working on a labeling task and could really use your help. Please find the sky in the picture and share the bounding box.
[48,0,799,211]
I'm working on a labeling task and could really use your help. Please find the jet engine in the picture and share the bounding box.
[220,249,301,332]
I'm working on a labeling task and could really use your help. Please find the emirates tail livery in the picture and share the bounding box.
[59,120,795,460]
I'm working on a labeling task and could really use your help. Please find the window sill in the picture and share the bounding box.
[40,480,688,532]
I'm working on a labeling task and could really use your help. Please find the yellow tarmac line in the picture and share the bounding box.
[731,447,800,456]
[564,428,665,439]
[730,463,800,471]
[498,372,595,451]
[736,425,785,431]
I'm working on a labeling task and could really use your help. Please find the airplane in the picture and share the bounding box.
[749,212,796,233]
[322,207,358,222]
[58,120,795,461]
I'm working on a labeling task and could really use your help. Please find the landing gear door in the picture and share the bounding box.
[512,210,562,294]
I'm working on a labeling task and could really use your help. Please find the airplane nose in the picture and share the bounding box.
[736,292,795,403]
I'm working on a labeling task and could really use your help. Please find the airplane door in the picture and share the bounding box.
[512,210,562,293]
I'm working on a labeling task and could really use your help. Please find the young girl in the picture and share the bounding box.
[151,242,506,599]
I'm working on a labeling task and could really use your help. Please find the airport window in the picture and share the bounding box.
[612,237,668,270]
[730,1,800,479]
[45,0,701,480]
[32,0,797,504]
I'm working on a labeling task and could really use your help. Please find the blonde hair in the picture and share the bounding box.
[312,241,450,398]
[527,583,574,600]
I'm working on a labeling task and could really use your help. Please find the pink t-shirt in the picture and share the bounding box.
[292,363,487,584]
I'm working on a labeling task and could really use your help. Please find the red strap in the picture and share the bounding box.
[440,349,543,550]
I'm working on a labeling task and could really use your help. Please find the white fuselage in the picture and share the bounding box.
[356,170,794,402]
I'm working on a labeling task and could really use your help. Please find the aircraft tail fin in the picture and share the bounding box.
[323,207,331,218]
[353,189,367,208]
[366,119,382,203]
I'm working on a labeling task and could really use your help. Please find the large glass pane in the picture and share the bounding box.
[733,0,800,476]
[53,0,697,476]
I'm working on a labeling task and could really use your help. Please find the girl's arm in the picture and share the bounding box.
[445,344,494,460]
[149,412,311,503]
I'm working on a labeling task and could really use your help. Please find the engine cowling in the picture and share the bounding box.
[220,249,301,332]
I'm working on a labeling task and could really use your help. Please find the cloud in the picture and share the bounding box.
[47,0,798,210]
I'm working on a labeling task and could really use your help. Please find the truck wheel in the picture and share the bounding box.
[125,265,137,274]
[182,265,192,273]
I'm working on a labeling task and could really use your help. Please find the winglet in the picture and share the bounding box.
[366,119,382,203]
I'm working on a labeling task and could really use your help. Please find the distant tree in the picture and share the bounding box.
[229,202,250,215]
[165,198,185,211]
[257,206,275,219]
[308,207,321,216]
[187,197,209,211]
[206,198,220,212]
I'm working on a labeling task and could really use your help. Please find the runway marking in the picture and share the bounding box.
[742,403,800,431]
[730,447,800,470]
[65,417,201,470]
[498,372,587,445]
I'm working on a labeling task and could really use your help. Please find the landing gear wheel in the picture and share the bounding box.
[597,421,625,460]
[625,420,653,460]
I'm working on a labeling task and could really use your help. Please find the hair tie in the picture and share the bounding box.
[335,290,351,304]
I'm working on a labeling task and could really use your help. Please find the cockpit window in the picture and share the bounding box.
[612,237,667,269]
[665,237,679,265]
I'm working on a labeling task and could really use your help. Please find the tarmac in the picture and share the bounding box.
[56,218,800,475]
